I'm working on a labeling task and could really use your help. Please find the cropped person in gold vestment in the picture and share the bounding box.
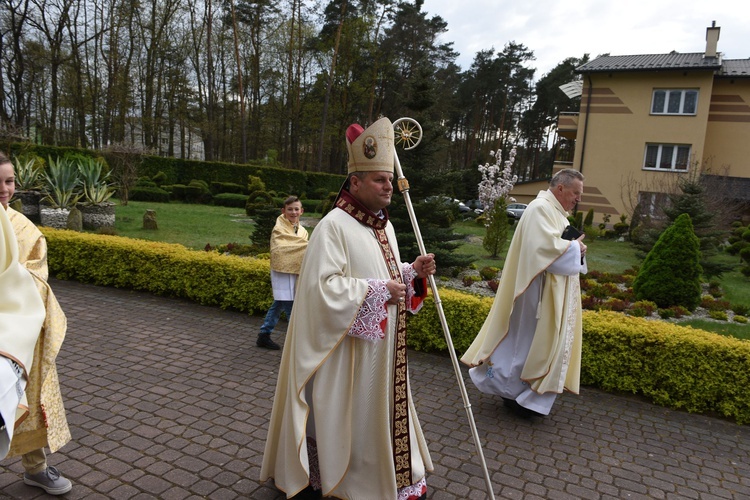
[260,118,436,499]
[0,153,72,495]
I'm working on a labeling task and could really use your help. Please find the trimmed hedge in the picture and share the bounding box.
[213,193,248,208]
[129,186,171,203]
[43,228,272,314]
[42,228,750,424]
[582,311,750,424]
[137,155,344,198]
[3,141,344,202]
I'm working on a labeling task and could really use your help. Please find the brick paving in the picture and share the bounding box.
[2,278,749,499]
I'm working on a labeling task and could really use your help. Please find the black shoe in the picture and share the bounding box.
[503,397,543,418]
[256,334,280,350]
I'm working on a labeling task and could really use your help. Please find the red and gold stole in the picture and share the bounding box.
[334,191,413,488]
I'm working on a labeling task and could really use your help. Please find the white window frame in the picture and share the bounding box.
[643,144,691,171]
[651,89,699,115]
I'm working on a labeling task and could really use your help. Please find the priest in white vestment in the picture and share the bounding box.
[260,117,436,499]
[461,169,588,417]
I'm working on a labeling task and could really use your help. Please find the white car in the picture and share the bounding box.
[506,203,527,220]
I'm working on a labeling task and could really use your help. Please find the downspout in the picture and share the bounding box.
[578,74,594,174]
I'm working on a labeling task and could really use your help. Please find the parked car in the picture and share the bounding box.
[464,199,484,215]
[506,203,528,220]
[423,195,470,212]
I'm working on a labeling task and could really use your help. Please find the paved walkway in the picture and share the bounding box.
[2,279,749,499]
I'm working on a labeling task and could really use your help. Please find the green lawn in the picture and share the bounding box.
[675,319,750,340]
[452,220,640,274]
[113,199,256,250]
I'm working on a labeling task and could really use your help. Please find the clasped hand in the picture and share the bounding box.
[386,254,436,305]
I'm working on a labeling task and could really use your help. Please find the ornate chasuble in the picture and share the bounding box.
[335,191,413,488]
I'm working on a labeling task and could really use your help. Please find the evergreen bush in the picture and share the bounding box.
[245,175,274,216]
[128,186,171,203]
[633,213,702,311]
[213,193,248,208]
[583,208,594,228]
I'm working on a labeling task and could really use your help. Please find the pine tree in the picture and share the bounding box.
[633,213,702,310]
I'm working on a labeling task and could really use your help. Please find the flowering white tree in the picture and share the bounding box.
[477,147,518,226]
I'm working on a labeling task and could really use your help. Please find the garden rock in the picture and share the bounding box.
[67,206,83,231]
[143,209,158,230]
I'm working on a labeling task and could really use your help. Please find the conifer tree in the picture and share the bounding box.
[633,213,702,310]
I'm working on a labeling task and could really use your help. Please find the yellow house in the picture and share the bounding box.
[512,23,750,225]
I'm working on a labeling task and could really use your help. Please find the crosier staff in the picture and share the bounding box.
[392,117,496,500]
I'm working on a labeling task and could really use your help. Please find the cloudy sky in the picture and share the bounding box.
[420,0,750,78]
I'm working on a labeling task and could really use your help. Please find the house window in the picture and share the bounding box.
[651,89,698,115]
[643,144,691,171]
[637,191,671,218]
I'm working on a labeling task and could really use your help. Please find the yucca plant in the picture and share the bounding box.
[83,181,116,204]
[42,156,82,209]
[77,156,116,205]
[13,155,44,191]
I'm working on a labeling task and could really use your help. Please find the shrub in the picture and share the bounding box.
[210,181,246,195]
[633,214,702,311]
[628,307,647,317]
[670,305,689,318]
[612,213,629,236]
[300,199,321,213]
[658,308,675,320]
[42,228,273,314]
[479,266,499,280]
[629,300,657,316]
[602,298,628,312]
[583,208,595,228]
[152,171,168,186]
[658,305,689,320]
[462,275,480,287]
[581,311,750,424]
[487,279,499,292]
[708,310,728,321]
[581,294,603,311]
[580,278,596,292]
[213,193,248,208]
[731,304,750,316]
[733,315,747,324]
[701,296,730,312]
[128,186,170,203]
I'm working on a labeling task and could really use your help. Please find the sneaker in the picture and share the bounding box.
[23,466,72,495]
[256,334,280,350]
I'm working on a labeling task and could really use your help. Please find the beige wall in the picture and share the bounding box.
[703,79,750,177]
[572,71,716,223]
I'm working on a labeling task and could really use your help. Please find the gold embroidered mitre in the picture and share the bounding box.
[346,117,394,174]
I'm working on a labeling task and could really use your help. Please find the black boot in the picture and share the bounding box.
[256,332,280,350]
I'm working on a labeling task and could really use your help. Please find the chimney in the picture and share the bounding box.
[705,21,720,58]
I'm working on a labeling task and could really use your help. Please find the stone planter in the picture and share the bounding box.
[39,206,71,229]
[15,190,42,224]
[78,202,116,230]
